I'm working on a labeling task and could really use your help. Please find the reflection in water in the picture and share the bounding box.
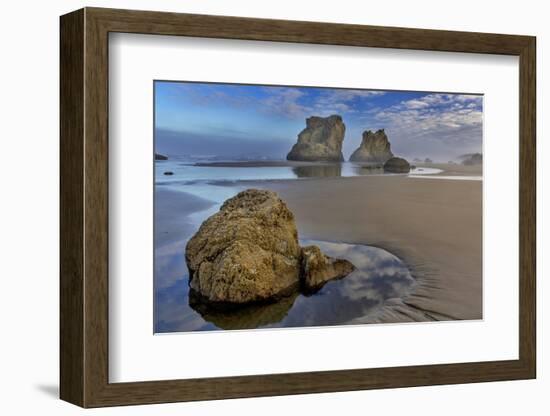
[154,161,435,190]
[291,163,388,178]
[292,164,342,178]
[155,239,416,332]
[189,290,299,330]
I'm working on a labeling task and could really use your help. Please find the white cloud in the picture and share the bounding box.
[309,89,385,117]
[260,88,313,118]
[259,87,385,119]
[367,93,483,160]
[323,89,385,102]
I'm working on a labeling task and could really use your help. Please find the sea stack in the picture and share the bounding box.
[155,153,168,160]
[185,189,355,306]
[349,129,393,163]
[286,115,345,162]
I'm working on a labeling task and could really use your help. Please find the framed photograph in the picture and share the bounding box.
[60,7,536,408]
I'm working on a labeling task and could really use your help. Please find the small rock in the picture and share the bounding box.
[163,171,174,175]
[155,153,168,160]
[460,153,482,166]
[383,157,411,173]
[301,245,355,293]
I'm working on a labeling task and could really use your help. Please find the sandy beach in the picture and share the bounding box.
[246,169,483,323]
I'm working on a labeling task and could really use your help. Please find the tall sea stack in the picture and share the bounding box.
[286,115,345,162]
[349,129,393,163]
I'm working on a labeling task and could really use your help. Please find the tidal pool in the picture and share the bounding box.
[154,239,416,333]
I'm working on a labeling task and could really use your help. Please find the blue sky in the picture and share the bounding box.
[154,81,483,161]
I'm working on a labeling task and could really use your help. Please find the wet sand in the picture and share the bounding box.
[154,189,215,247]
[252,174,482,323]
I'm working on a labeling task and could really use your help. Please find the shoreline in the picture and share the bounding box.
[188,159,482,172]
[191,160,338,168]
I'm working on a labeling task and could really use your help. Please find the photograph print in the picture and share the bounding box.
[154,81,483,333]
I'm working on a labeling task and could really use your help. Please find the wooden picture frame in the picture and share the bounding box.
[60,7,536,408]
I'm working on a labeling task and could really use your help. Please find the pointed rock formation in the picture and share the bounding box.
[286,115,345,162]
[349,129,393,163]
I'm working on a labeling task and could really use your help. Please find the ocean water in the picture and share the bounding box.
[155,158,443,192]
[154,158,434,333]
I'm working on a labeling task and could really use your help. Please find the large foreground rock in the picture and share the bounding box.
[301,245,355,293]
[287,115,345,162]
[185,189,302,305]
[349,129,393,163]
[383,157,411,173]
[186,189,356,306]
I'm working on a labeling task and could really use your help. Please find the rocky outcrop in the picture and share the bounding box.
[383,157,411,173]
[155,153,168,160]
[185,189,302,305]
[301,245,355,293]
[287,115,345,162]
[185,189,355,306]
[349,129,393,163]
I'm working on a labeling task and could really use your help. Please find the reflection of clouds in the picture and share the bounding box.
[340,273,414,302]
[284,240,416,324]
[155,277,213,332]
[155,239,189,290]
[302,240,410,274]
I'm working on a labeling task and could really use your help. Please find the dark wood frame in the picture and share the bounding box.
[60,7,536,408]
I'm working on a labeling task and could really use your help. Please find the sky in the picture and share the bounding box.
[154,81,483,161]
